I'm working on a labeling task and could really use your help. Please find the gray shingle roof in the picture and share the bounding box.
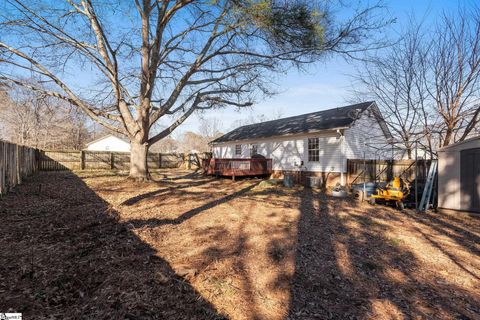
[211,101,390,144]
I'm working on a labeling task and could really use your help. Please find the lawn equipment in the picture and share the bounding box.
[369,177,410,210]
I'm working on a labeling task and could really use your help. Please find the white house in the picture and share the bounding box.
[210,102,392,185]
[85,134,131,152]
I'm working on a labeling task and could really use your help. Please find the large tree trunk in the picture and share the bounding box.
[129,140,150,181]
[442,126,454,148]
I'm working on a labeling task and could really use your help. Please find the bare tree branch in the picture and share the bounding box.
[0,0,389,178]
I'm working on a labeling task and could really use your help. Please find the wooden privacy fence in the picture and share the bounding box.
[347,159,431,185]
[0,140,38,195]
[39,150,211,171]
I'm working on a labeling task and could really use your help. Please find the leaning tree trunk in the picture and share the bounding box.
[129,140,149,181]
[442,127,454,148]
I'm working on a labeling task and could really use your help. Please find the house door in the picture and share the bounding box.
[460,148,480,213]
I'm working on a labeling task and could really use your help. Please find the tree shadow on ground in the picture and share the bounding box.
[404,210,480,256]
[128,183,257,227]
[174,185,297,320]
[0,171,226,319]
[121,176,216,206]
[18,171,479,319]
[114,172,479,320]
[287,189,480,319]
[117,172,257,208]
[151,169,203,182]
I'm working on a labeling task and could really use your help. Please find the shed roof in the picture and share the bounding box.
[438,135,480,151]
[211,101,390,144]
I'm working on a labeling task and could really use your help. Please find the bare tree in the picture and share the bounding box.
[150,135,179,153]
[0,0,389,180]
[354,22,427,158]
[67,108,96,150]
[151,117,222,153]
[198,117,223,150]
[0,85,94,149]
[0,87,12,139]
[179,131,206,153]
[357,7,480,157]
[428,8,480,147]
[199,117,223,140]
[230,107,284,129]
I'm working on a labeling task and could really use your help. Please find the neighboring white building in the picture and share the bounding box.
[85,134,131,152]
[210,102,392,184]
[438,136,480,214]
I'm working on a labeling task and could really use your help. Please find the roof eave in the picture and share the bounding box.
[86,134,129,146]
[209,126,350,145]
[438,134,480,151]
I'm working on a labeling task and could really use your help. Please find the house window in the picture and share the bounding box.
[235,144,242,155]
[308,138,320,162]
[250,144,258,157]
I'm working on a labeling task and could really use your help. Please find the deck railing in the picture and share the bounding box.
[205,158,272,177]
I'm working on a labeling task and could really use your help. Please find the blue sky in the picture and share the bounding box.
[0,0,466,138]
[175,0,463,136]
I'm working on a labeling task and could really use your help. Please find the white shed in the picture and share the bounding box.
[438,136,480,214]
[85,134,131,152]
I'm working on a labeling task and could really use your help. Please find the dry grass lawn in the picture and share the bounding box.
[1,169,479,319]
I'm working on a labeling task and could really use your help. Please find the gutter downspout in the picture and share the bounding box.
[338,129,346,186]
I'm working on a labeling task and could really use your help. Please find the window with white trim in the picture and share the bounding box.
[235,144,242,155]
[308,137,320,162]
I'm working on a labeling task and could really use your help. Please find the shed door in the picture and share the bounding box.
[460,148,480,213]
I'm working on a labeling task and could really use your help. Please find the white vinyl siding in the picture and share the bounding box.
[306,136,343,172]
[213,132,344,172]
[344,110,388,159]
[86,135,130,152]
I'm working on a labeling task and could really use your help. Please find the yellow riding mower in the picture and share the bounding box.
[369,177,410,210]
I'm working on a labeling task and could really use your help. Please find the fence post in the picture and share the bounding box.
[80,150,85,170]
[35,149,39,172]
[110,152,114,170]
[158,153,162,169]
[15,144,21,185]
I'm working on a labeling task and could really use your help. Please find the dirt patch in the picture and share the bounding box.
[1,169,479,319]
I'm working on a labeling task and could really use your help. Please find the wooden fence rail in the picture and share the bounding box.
[347,159,431,185]
[39,150,211,171]
[0,140,38,195]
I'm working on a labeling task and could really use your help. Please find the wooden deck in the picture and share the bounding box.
[205,158,272,177]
